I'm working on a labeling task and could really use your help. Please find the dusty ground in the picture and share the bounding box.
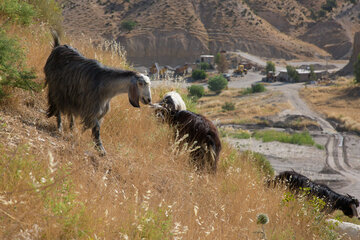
[218,72,360,201]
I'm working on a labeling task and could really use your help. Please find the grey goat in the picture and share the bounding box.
[44,32,151,155]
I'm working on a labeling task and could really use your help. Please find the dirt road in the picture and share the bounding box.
[227,75,360,200]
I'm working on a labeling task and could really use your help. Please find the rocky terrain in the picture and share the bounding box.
[60,0,360,66]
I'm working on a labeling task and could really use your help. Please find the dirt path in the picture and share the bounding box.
[263,82,360,199]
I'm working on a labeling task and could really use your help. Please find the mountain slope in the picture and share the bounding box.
[61,0,331,66]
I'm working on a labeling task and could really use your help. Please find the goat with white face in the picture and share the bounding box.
[44,31,151,155]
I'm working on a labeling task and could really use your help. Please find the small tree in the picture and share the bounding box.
[216,53,228,73]
[355,53,360,83]
[192,69,207,80]
[286,65,299,82]
[188,85,205,98]
[265,61,276,74]
[0,31,39,99]
[121,20,137,32]
[309,65,317,82]
[208,75,228,93]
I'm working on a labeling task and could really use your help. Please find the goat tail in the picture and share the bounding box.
[51,30,60,48]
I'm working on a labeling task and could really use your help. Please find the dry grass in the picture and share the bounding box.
[198,89,291,125]
[300,78,360,133]
[0,23,344,239]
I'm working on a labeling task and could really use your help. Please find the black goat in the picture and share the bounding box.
[164,109,221,173]
[272,171,359,218]
[44,31,152,155]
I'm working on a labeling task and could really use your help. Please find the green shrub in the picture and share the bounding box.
[265,61,276,74]
[243,151,274,177]
[222,101,235,111]
[208,75,228,93]
[181,93,198,113]
[317,9,327,18]
[28,0,63,30]
[354,53,360,83]
[121,20,137,32]
[251,83,266,93]
[230,131,251,139]
[0,0,36,25]
[243,83,266,95]
[192,69,207,80]
[198,62,210,70]
[322,0,337,12]
[254,130,316,146]
[188,84,205,98]
[286,65,300,82]
[309,65,317,81]
[0,31,40,99]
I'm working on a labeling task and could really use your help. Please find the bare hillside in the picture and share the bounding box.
[61,0,332,66]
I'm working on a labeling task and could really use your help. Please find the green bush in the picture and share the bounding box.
[181,93,198,113]
[0,0,36,25]
[121,20,137,32]
[354,53,360,83]
[322,0,337,12]
[254,130,316,146]
[309,65,317,81]
[265,61,276,74]
[251,83,266,93]
[28,0,63,30]
[198,62,210,70]
[208,75,228,93]
[243,151,274,177]
[222,102,235,111]
[0,31,40,99]
[286,65,300,82]
[243,83,266,95]
[192,69,207,80]
[188,84,205,98]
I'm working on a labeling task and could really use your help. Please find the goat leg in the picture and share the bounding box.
[69,114,75,131]
[92,121,106,156]
[56,112,63,133]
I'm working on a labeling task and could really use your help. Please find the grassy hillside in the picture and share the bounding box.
[0,2,347,239]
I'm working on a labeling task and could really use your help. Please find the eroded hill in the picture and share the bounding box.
[60,0,360,66]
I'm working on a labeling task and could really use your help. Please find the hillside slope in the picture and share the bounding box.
[61,0,331,66]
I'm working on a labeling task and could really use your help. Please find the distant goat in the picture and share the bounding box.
[152,93,221,172]
[44,31,151,155]
[271,171,360,218]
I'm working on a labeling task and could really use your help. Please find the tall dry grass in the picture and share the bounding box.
[0,22,343,239]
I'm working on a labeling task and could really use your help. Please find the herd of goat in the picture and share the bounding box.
[43,32,359,219]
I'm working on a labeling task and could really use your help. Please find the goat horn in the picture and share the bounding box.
[149,103,165,109]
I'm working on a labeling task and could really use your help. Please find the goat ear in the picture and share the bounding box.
[128,80,140,108]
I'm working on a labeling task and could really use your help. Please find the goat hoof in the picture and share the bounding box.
[96,145,107,156]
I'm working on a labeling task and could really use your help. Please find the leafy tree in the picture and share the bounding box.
[265,61,276,74]
[192,69,207,80]
[121,20,137,32]
[286,65,299,82]
[309,65,317,82]
[0,31,40,99]
[208,75,228,93]
[216,53,228,73]
[214,53,221,65]
[354,53,360,83]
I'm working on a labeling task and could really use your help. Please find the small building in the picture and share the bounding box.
[277,69,327,82]
[200,55,214,65]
